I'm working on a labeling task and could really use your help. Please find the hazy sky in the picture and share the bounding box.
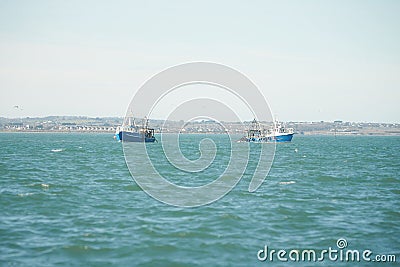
[0,1,399,122]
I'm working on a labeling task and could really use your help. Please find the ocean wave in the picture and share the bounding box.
[279,181,296,185]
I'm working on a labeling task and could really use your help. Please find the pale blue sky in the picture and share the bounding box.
[0,0,399,122]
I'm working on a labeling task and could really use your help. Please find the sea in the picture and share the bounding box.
[0,133,399,266]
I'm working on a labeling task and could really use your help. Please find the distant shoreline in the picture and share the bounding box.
[1,116,399,136]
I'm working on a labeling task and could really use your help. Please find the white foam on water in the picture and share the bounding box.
[51,149,63,152]
[17,192,34,197]
[279,181,296,185]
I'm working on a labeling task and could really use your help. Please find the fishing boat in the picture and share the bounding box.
[240,119,294,143]
[114,116,156,142]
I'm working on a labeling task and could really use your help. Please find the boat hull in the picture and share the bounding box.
[272,133,294,142]
[245,133,294,143]
[116,131,156,142]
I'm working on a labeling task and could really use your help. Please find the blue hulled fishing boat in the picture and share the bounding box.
[114,117,156,142]
[240,119,294,143]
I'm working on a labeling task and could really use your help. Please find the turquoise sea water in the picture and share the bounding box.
[0,133,399,266]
